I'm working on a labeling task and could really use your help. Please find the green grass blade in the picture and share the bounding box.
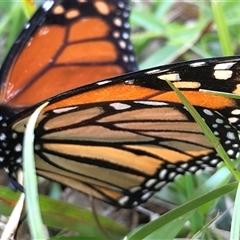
[165,80,240,181]
[211,0,233,55]
[0,186,128,238]
[20,0,37,19]
[23,102,49,240]
[128,182,238,239]
[230,182,240,240]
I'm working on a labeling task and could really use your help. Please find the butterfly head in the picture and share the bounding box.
[0,105,16,123]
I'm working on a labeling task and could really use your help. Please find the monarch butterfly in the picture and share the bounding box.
[1,1,240,208]
[0,0,137,117]
[1,53,240,208]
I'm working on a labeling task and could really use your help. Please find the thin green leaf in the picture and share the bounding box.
[165,80,240,181]
[211,0,233,55]
[128,182,238,239]
[0,186,128,238]
[230,182,240,240]
[23,102,49,240]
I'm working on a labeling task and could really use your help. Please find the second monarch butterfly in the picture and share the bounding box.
[0,0,137,115]
[1,55,240,208]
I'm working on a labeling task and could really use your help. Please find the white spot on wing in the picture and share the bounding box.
[110,102,131,110]
[97,80,111,85]
[35,144,41,150]
[124,22,130,28]
[180,163,189,168]
[118,1,125,9]
[188,166,197,172]
[214,62,236,70]
[145,179,157,188]
[227,132,236,140]
[202,156,210,161]
[189,62,206,67]
[168,172,177,179]
[119,40,126,49]
[122,32,129,39]
[146,69,164,75]
[122,54,129,62]
[141,192,153,201]
[129,55,135,62]
[0,134,6,141]
[203,109,214,116]
[154,181,166,190]
[225,140,231,145]
[12,133,17,139]
[210,159,219,165]
[16,157,22,164]
[158,73,181,81]
[132,201,138,207]
[159,169,167,179]
[214,70,233,80]
[113,31,120,38]
[227,149,234,156]
[125,79,134,84]
[231,109,240,115]
[25,23,30,29]
[42,0,54,11]
[216,118,224,124]
[114,17,122,27]
[15,144,22,152]
[135,101,169,106]
[229,117,238,123]
[118,196,129,206]
[53,106,78,114]
[129,186,141,193]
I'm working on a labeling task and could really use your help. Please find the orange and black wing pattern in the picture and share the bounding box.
[1,55,240,208]
[0,0,137,112]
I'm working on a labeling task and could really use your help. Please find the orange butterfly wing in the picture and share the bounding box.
[0,0,137,110]
[3,56,240,207]
[43,56,240,121]
[1,1,240,208]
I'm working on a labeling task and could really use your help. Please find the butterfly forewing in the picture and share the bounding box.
[0,0,137,110]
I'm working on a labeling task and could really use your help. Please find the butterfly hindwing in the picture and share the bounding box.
[4,100,239,207]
